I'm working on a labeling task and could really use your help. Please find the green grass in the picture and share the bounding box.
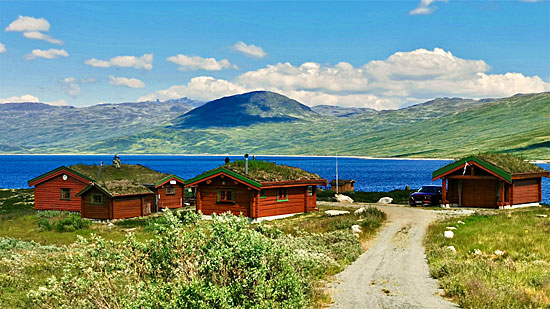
[424,207,550,308]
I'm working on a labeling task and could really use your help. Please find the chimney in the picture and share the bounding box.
[244,154,249,174]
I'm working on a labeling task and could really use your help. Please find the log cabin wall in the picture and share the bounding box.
[257,186,310,218]
[112,195,148,219]
[81,188,111,220]
[447,179,459,204]
[197,177,252,217]
[512,178,540,204]
[157,184,184,209]
[34,174,88,212]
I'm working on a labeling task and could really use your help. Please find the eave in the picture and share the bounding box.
[28,166,94,187]
[154,174,186,188]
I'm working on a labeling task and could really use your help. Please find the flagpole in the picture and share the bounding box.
[335,153,339,194]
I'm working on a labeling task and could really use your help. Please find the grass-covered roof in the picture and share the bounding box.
[223,160,323,182]
[70,164,169,184]
[473,153,545,174]
[96,180,154,196]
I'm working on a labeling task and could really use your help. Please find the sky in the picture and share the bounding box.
[0,0,548,109]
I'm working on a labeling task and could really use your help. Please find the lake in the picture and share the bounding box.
[1,155,548,204]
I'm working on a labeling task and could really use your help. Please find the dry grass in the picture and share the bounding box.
[225,160,322,182]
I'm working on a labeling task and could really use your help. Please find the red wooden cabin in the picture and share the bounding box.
[185,160,327,219]
[433,154,549,209]
[28,164,185,218]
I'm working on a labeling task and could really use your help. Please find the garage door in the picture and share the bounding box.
[462,180,497,208]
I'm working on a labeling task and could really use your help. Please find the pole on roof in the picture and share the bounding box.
[97,161,103,178]
[245,154,249,175]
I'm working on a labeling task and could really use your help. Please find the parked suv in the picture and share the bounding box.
[409,185,442,206]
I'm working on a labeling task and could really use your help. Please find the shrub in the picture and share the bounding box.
[36,210,62,219]
[37,218,52,231]
[53,214,91,232]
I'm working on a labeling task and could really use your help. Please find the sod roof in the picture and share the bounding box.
[69,164,170,184]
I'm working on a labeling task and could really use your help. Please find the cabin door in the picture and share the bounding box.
[462,180,497,208]
[143,202,151,215]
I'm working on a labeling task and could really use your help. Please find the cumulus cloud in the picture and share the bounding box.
[61,77,96,96]
[233,41,267,58]
[23,31,63,45]
[166,54,237,71]
[138,48,549,109]
[85,54,153,70]
[0,94,40,103]
[0,43,5,53]
[25,48,69,60]
[109,75,145,88]
[410,0,448,15]
[5,16,50,32]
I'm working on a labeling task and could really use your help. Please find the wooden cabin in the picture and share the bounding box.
[433,154,549,209]
[185,160,327,219]
[330,179,355,192]
[28,164,185,217]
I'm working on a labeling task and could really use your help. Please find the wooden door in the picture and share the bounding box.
[143,202,151,215]
[462,180,497,208]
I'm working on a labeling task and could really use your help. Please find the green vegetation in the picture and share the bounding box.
[0,189,386,308]
[317,189,416,204]
[424,207,550,308]
[70,164,169,184]
[224,160,322,182]
[474,153,546,173]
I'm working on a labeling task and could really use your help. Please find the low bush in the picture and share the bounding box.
[53,214,91,232]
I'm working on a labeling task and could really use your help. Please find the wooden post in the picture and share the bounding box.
[499,181,504,207]
[196,186,202,214]
[442,177,447,206]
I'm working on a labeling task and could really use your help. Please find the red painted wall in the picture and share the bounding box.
[34,174,88,212]
[257,186,314,218]
[81,188,111,219]
[156,184,184,209]
[513,178,540,205]
[197,177,252,217]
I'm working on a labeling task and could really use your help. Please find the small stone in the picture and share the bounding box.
[351,225,362,234]
[325,210,350,217]
[494,250,505,256]
[457,220,465,224]
[107,222,115,228]
[354,207,367,215]
[473,249,482,255]
[446,246,456,253]
[536,214,548,218]
[444,230,454,239]
[446,226,457,230]
[378,197,393,204]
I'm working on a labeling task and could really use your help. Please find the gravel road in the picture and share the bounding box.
[330,204,459,308]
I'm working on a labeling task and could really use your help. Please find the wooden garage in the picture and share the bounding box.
[433,154,549,208]
[185,160,327,219]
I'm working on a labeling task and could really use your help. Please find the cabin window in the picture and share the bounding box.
[91,193,103,205]
[166,186,176,195]
[308,186,313,196]
[60,188,71,200]
[260,189,267,199]
[217,189,235,203]
[277,189,288,202]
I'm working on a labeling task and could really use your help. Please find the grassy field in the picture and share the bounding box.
[424,207,550,308]
[0,189,386,308]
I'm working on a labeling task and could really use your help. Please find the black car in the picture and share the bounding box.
[409,185,442,206]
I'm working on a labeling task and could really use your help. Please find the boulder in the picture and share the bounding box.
[351,225,362,234]
[446,246,456,253]
[457,220,465,224]
[335,194,354,203]
[446,226,457,230]
[325,210,350,217]
[354,207,367,215]
[473,249,482,255]
[444,230,454,238]
[378,197,393,204]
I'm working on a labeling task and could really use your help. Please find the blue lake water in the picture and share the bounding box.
[1,155,548,204]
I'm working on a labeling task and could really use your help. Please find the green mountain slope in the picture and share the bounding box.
[83,92,550,159]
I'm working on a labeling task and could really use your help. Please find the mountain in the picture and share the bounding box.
[0,99,197,153]
[311,105,377,117]
[0,91,548,159]
[170,91,318,128]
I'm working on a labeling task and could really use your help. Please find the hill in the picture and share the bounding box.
[311,105,377,117]
[82,92,550,159]
[170,91,318,128]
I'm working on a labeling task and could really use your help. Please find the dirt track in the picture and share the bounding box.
[329,204,459,308]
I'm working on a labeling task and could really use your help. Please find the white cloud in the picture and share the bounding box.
[233,41,267,58]
[61,77,96,96]
[0,43,5,53]
[45,99,68,106]
[166,54,237,71]
[25,48,69,60]
[410,0,448,15]
[138,48,549,109]
[109,75,145,88]
[0,94,40,103]
[23,31,63,45]
[5,16,50,32]
[85,54,153,70]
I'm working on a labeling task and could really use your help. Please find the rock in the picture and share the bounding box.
[335,194,354,203]
[457,220,465,224]
[325,210,350,217]
[446,226,457,230]
[354,207,367,215]
[124,228,136,233]
[351,225,362,234]
[107,222,115,228]
[473,249,482,255]
[536,214,548,218]
[494,250,505,256]
[378,197,393,204]
[446,246,456,253]
[444,230,454,238]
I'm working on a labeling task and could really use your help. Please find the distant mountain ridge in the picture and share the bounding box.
[171,91,317,128]
[311,105,377,117]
